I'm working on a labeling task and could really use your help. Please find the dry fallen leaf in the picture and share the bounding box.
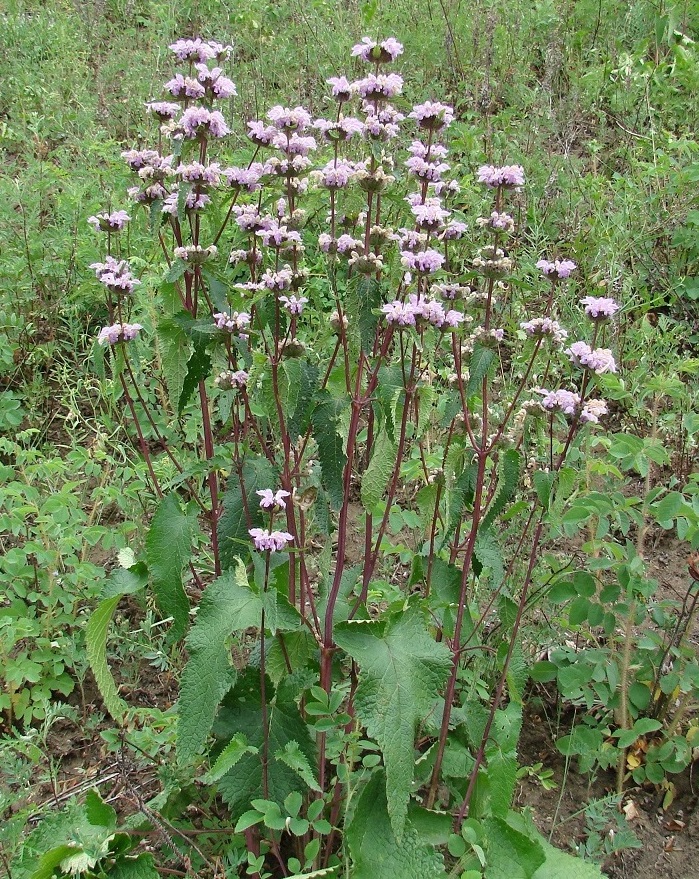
[623,799,640,822]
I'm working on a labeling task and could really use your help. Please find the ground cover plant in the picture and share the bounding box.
[1,2,699,879]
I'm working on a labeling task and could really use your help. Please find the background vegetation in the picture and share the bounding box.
[1,1,698,877]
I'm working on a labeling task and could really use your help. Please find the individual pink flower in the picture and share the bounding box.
[256,489,291,510]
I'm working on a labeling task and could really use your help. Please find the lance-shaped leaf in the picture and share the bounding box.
[311,393,347,510]
[177,561,263,763]
[346,771,447,878]
[360,428,396,513]
[334,610,451,836]
[480,449,521,532]
[146,492,198,643]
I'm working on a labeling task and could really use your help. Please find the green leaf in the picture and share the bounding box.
[100,563,148,599]
[346,771,447,878]
[146,492,197,643]
[482,816,544,879]
[505,810,604,879]
[312,394,347,510]
[474,531,504,588]
[203,734,257,783]
[335,610,451,836]
[533,470,555,510]
[360,429,396,513]
[481,450,521,532]
[157,318,191,411]
[108,854,160,879]
[214,670,317,819]
[178,340,212,414]
[275,740,321,791]
[85,790,117,829]
[86,595,128,721]
[466,345,495,397]
[31,845,80,879]
[177,562,263,764]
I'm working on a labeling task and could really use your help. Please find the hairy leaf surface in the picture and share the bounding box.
[177,562,262,763]
[334,610,451,835]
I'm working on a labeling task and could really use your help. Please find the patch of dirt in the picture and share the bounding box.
[516,704,699,879]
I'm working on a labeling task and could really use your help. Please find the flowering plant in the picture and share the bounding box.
[86,34,615,878]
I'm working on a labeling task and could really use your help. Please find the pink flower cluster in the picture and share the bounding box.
[214,310,251,333]
[97,322,143,346]
[248,528,294,552]
[408,101,454,130]
[566,341,617,374]
[90,257,141,295]
[381,295,463,329]
[351,37,404,64]
[520,317,568,344]
[87,210,130,232]
[168,38,230,63]
[580,296,620,319]
[536,258,577,280]
[400,249,445,274]
[477,164,525,188]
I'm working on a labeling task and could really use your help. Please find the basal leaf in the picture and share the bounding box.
[482,816,544,879]
[146,492,198,643]
[177,562,262,764]
[346,771,447,878]
[108,854,160,879]
[334,610,451,836]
